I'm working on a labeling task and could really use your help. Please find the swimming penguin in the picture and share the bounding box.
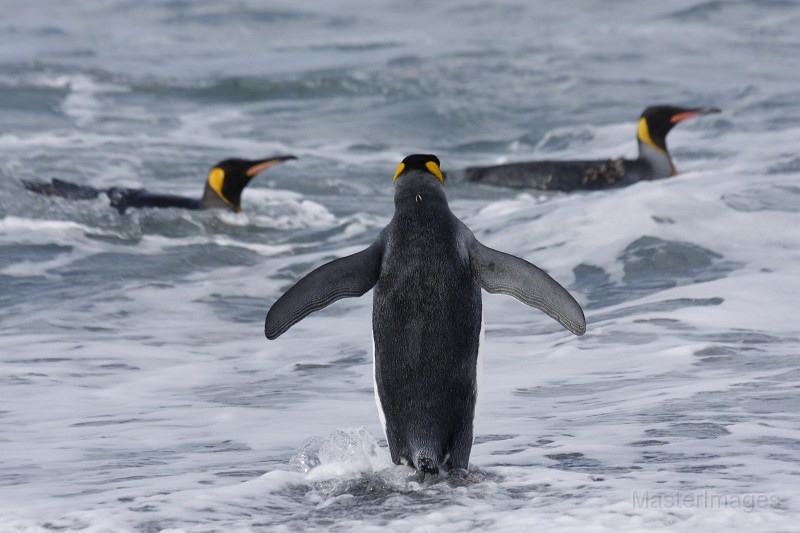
[265,154,586,476]
[22,155,297,213]
[455,105,720,191]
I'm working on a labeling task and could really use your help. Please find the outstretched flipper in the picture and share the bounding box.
[265,240,384,339]
[468,238,586,335]
[22,178,104,200]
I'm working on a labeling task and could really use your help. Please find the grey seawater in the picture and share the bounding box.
[1,0,800,531]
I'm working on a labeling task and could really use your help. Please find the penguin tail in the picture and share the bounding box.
[414,455,440,478]
[417,457,439,475]
[22,178,103,201]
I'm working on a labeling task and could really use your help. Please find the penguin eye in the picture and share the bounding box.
[393,162,406,183]
[425,161,444,184]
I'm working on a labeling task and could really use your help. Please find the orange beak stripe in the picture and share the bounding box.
[670,111,700,124]
[246,159,282,177]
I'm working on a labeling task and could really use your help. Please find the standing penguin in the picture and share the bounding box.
[265,154,585,475]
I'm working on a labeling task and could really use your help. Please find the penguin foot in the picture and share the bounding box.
[446,467,469,480]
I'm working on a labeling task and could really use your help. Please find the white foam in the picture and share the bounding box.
[53,74,130,126]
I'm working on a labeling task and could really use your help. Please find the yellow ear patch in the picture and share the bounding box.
[425,161,444,184]
[637,118,666,154]
[393,162,405,183]
[208,167,225,195]
[393,159,444,185]
[208,167,235,208]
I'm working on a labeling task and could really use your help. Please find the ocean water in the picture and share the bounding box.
[1,0,799,531]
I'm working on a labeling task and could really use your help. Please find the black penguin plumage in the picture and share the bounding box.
[455,105,720,191]
[22,155,296,213]
[265,154,586,476]
[373,155,483,472]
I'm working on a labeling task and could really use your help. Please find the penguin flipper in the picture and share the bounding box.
[468,238,586,335]
[265,240,383,340]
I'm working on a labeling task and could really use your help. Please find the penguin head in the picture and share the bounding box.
[205,155,297,211]
[637,105,720,154]
[393,154,444,186]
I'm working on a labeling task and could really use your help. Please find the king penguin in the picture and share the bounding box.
[456,105,720,191]
[22,155,297,213]
[265,154,586,476]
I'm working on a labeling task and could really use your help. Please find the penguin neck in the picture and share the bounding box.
[637,140,676,179]
[200,182,239,211]
[394,174,449,211]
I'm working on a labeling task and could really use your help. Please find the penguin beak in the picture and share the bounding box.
[670,107,721,124]
[246,155,298,177]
